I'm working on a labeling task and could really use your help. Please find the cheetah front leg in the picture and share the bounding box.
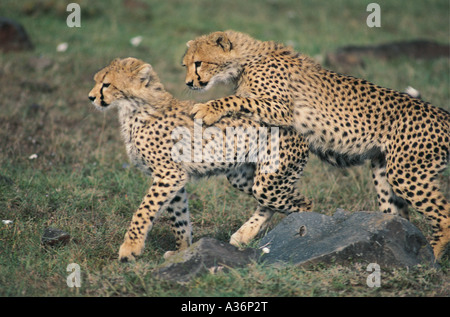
[191,96,294,127]
[230,206,274,247]
[118,172,188,262]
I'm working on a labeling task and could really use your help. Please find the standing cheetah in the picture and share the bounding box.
[182,30,450,259]
[88,57,311,262]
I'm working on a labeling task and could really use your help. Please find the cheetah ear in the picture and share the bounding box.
[137,64,153,84]
[211,32,232,52]
[186,40,194,48]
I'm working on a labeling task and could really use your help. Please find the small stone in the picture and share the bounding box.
[404,86,421,99]
[56,42,68,52]
[130,36,143,47]
[41,227,71,246]
[0,17,33,52]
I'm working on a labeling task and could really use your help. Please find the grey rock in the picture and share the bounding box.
[153,237,258,283]
[259,210,437,268]
[41,227,71,246]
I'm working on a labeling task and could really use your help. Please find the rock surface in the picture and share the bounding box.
[153,237,258,283]
[152,210,437,282]
[259,210,437,268]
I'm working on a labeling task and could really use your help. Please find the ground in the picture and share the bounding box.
[0,0,448,296]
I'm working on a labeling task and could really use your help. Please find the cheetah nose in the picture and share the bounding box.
[186,81,194,88]
[88,96,96,101]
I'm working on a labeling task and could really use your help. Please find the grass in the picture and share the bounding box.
[0,0,449,297]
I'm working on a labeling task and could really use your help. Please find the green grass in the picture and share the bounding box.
[0,0,449,297]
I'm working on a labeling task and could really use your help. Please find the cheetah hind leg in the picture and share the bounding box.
[225,166,275,247]
[406,190,449,260]
[371,155,410,219]
[230,206,274,247]
[435,215,450,260]
[163,188,192,259]
[386,163,450,260]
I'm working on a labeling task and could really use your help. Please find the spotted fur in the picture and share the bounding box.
[88,57,311,262]
[183,30,450,260]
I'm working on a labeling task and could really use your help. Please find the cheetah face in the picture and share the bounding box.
[182,32,239,91]
[88,58,154,111]
[88,68,119,110]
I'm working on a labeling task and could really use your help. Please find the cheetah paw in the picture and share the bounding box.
[118,241,144,263]
[163,250,178,259]
[229,232,243,247]
[191,102,224,125]
[230,231,249,249]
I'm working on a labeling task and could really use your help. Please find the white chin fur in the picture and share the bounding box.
[91,101,111,112]
[189,73,235,92]
[203,74,233,91]
[91,102,105,111]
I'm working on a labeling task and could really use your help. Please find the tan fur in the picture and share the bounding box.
[88,57,311,262]
[183,30,450,260]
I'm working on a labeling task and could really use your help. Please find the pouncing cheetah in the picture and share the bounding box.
[182,30,450,260]
[88,57,311,262]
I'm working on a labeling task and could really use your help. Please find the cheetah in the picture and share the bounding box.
[88,57,311,262]
[182,30,450,260]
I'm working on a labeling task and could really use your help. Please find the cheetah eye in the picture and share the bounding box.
[194,61,202,68]
[102,83,111,88]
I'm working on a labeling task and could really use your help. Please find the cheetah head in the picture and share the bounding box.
[88,57,155,110]
[182,31,240,91]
